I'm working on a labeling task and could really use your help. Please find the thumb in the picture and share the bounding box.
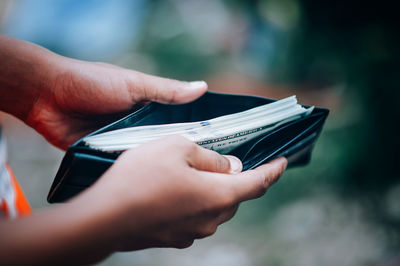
[132,71,208,104]
[186,143,242,174]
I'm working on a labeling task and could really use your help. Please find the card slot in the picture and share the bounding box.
[228,112,320,160]
[240,115,324,170]
[246,114,323,160]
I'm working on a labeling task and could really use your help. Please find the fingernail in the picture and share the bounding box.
[189,81,207,90]
[225,155,243,174]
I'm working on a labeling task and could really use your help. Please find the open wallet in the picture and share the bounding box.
[47,92,329,203]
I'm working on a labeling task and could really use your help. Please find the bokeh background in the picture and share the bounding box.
[1,0,399,265]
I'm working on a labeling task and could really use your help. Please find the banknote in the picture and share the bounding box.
[84,96,313,153]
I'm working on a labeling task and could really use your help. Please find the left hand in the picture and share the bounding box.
[26,57,207,149]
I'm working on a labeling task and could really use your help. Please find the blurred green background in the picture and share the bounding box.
[1,0,399,265]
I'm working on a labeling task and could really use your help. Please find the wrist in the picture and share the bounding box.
[0,200,118,265]
[42,193,125,263]
[74,168,150,251]
[0,35,62,122]
[68,178,135,252]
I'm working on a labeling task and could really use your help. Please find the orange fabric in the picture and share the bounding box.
[0,199,9,215]
[0,164,32,219]
[0,116,32,218]
[6,164,32,217]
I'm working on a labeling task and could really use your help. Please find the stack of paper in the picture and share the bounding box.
[84,96,313,154]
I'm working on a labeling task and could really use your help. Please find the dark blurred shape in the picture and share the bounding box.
[297,0,399,194]
[290,0,400,256]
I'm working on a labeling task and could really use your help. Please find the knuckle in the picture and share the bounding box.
[194,191,233,215]
[259,176,269,193]
[251,170,268,196]
[199,224,217,238]
[259,185,268,196]
[266,169,282,186]
[172,240,194,249]
[167,86,179,104]
[185,140,200,155]
[129,71,146,97]
[251,169,265,185]
[279,162,286,176]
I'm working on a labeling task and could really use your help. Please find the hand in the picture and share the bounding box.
[0,34,288,265]
[0,34,207,149]
[0,136,287,265]
[75,136,288,251]
[27,57,207,149]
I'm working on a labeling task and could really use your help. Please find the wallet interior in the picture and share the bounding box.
[48,92,329,203]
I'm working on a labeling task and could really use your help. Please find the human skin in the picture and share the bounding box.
[0,34,287,265]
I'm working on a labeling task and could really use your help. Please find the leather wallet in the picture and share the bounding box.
[47,92,329,203]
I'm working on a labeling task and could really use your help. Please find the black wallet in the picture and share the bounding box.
[47,92,329,203]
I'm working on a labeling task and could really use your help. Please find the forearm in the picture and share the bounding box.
[0,194,120,265]
[0,34,59,121]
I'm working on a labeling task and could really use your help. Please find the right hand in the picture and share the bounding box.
[73,135,287,251]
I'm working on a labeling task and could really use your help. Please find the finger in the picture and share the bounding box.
[131,71,208,104]
[186,145,242,174]
[215,204,239,225]
[228,157,288,203]
[189,205,238,240]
